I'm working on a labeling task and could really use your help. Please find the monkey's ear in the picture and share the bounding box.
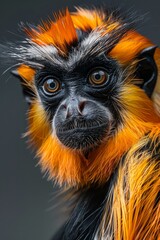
[11,66,36,104]
[135,46,158,98]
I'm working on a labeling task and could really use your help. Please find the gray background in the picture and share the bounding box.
[0,0,160,239]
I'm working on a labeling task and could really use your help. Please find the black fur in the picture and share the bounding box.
[52,174,117,240]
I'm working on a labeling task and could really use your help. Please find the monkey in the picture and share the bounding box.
[2,7,160,240]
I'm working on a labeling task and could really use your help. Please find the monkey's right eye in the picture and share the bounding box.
[42,78,61,96]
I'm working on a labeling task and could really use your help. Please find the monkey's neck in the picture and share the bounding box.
[37,119,160,188]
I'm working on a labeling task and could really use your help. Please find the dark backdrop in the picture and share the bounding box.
[0,0,160,239]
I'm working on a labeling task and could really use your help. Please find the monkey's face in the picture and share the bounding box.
[10,8,160,186]
[36,55,121,151]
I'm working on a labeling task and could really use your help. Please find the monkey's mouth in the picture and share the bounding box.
[56,123,109,150]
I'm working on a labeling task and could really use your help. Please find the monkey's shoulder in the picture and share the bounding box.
[111,130,160,239]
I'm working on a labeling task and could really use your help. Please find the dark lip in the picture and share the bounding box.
[56,123,108,134]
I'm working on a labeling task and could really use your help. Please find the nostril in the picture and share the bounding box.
[66,107,71,119]
[78,101,86,114]
[61,104,67,110]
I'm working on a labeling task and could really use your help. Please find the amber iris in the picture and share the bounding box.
[89,69,108,85]
[43,78,61,94]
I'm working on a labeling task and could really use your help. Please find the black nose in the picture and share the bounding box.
[61,97,87,119]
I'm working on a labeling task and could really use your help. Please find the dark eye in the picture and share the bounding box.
[42,78,61,95]
[89,69,109,86]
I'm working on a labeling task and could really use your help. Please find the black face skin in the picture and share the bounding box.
[35,54,123,150]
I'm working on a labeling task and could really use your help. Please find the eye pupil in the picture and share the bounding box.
[49,80,56,89]
[94,73,101,80]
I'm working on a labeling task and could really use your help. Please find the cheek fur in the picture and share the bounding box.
[26,85,160,187]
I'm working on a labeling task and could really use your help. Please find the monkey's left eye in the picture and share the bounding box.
[88,69,109,86]
[42,78,61,95]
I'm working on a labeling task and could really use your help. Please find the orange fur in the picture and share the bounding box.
[25,9,153,62]
[27,102,87,186]
[26,85,160,186]
[72,8,121,34]
[17,64,35,81]
[112,136,160,239]
[109,31,153,64]
[25,8,122,54]
[98,128,160,239]
[71,8,105,31]
[26,9,78,54]
[17,65,36,94]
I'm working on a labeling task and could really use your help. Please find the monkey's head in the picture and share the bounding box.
[8,8,160,186]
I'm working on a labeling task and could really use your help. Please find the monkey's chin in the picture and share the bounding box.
[56,124,109,150]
